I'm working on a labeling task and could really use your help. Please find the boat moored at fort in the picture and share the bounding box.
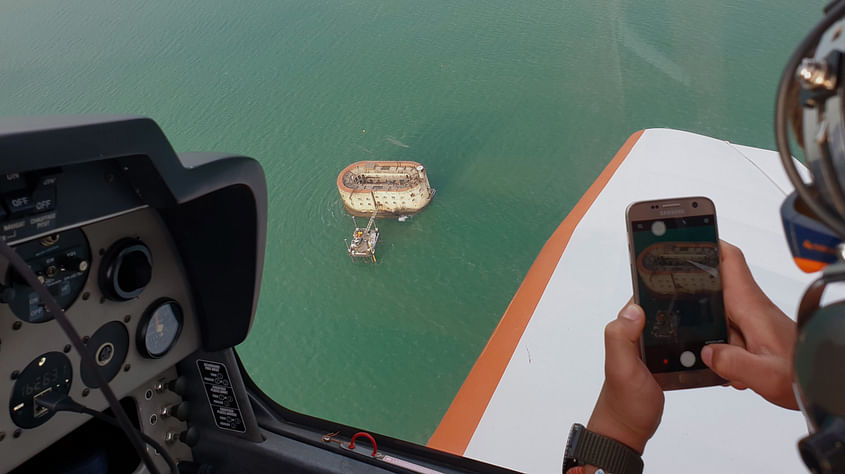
[336,160,435,218]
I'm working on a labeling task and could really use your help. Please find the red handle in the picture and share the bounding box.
[348,431,378,456]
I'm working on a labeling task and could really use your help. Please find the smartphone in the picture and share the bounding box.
[626,197,728,390]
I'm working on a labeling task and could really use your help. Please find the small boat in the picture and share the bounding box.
[344,208,380,262]
[337,160,435,218]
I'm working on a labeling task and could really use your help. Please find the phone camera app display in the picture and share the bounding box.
[650,220,666,236]
[632,215,727,373]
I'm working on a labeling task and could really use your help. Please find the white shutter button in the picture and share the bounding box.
[680,351,696,367]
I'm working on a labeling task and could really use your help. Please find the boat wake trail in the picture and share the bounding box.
[385,136,410,148]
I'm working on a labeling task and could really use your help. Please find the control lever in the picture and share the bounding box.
[154,376,187,396]
[161,402,190,421]
[166,426,199,447]
[168,376,189,396]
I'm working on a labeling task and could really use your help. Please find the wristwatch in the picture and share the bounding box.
[562,423,644,474]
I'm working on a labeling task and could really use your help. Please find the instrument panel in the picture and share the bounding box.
[0,208,201,471]
[0,116,267,473]
[0,115,510,474]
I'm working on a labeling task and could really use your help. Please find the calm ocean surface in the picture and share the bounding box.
[0,0,819,445]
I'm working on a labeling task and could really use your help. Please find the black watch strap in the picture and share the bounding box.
[562,423,644,474]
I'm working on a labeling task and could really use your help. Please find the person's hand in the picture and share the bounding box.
[700,241,798,410]
[587,302,664,454]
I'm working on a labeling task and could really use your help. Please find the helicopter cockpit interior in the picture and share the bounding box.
[0,115,510,474]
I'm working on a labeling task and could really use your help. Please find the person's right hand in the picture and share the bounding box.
[587,302,664,455]
[700,241,798,410]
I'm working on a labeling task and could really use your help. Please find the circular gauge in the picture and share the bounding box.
[99,238,152,301]
[81,321,129,388]
[137,299,183,359]
[10,352,73,429]
[5,229,91,323]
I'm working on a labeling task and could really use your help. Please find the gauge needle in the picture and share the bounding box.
[155,313,164,334]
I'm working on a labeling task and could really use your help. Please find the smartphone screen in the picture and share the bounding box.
[629,207,727,376]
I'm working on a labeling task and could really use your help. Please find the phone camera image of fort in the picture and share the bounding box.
[636,242,721,296]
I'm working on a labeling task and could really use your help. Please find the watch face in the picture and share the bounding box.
[562,423,644,474]
[563,423,585,469]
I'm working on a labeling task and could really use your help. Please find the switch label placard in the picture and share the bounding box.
[196,359,246,433]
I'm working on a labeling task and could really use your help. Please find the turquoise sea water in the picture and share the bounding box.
[0,0,820,445]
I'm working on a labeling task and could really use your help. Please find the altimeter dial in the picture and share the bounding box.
[137,299,183,359]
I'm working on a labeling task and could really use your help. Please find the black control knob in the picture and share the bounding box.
[180,426,200,447]
[168,376,189,396]
[164,402,191,421]
[99,239,152,301]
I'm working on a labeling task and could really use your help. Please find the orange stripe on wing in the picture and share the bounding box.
[426,130,644,455]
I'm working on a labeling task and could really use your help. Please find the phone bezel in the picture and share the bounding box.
[625,196,727,390]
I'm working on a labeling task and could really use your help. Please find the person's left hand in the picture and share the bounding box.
[700,241,798,410]
[587,302,664,454]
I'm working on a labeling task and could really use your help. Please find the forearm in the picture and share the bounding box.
[564,303,658,474]
[587,383,652,454]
